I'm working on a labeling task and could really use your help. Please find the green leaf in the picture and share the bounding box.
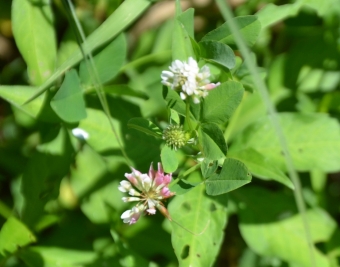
[201,15,261,48]
[25,0,151,103]
[79,34,126,85]
[0,86,44,118]
[199,123,227,161]
[0,217,36,256]
[177,8,194,39]
[163,86,186,116]
[78,108,121,152]
[256,3,302,28]
[161,145,178,173]
[229,148,294,189]
[172,20,195,61]
[236,187,335,267]
[19,247,97,267]
[170,179,197,195]
[103,85,148,99]
[230,113,340,172]
[21,128,74,227]
[169,183,227,267]
[205,158,251,195]
[50,69,87,123]
[201,159,219,179]
[12,0,56,85]
[127,118,162,138]
[199,41,235,70]
[202,81,244,124]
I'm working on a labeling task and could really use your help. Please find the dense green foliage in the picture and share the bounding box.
[0,0,340,266]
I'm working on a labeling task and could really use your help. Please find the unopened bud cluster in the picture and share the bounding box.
[163,125,189,150]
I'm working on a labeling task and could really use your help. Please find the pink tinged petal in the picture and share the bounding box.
[157,162,164,174]
[147,207,156,215]
[124,173,139,187]
[163,174,172,185]
[203,82,220,90]
[160,187,173,198]
[148,163,156,180]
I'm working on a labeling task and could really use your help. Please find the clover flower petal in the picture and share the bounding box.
[119,162,175,224]
[161,57,220,103]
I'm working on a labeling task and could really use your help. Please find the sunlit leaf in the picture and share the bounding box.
[161,145,178,173]
[12,0,56,85]
[230,113,340,172]
[236,187,336,267]
[169,183,227,267]
[0,217,36,256]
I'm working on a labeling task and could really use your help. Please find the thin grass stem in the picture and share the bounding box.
[215,1,316,266]
[64,0,132,167]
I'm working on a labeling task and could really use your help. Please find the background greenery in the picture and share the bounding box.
[0,0,340,266]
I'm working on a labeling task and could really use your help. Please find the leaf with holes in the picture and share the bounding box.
[199,123,227,161]
[169,182,227,267]
[205,158,251,196]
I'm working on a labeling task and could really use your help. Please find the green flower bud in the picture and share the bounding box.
[162,125,188,150]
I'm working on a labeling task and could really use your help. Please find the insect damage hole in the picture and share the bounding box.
[181,245,190,259]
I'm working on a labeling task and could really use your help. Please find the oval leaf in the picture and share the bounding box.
[161,145,178,173]
[12,0,56,85]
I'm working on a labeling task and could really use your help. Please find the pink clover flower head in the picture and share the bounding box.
[161,57,220,104]
[119,162,175,224]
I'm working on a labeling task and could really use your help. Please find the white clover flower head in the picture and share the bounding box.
[119,162,175,224]
[161,57,220,104]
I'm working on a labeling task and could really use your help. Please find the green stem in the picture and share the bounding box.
[0,200,12,219]
[64,0,132,167]
[215,1,316,266]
